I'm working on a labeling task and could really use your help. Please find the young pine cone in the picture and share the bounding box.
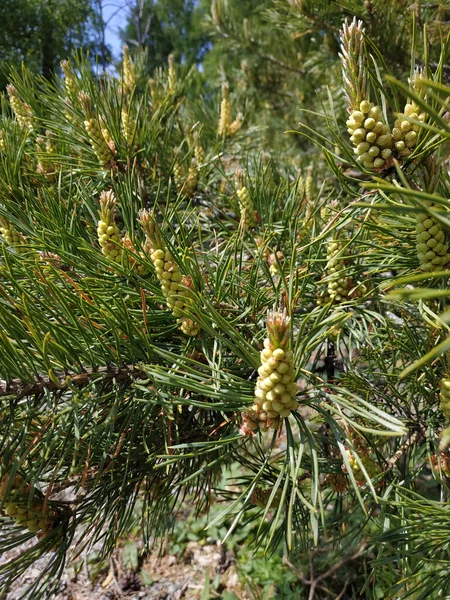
[0,474,57,536]
[247,309,299,432]
[97,191,124,263]
[0,217,28,255]
[139,210,200,336]
[80,93,116,166]
[218,83,232,137]
[236,170,255,229]
[416,212,450,272]
[346,101,393,170]
[7,85,34,131]
[343,448,380,486]
[392,102,425,158]
[440,378,450,420]
[326,239,352,302]
[61,60,78,101]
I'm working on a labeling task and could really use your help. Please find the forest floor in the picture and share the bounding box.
[3,536,246,600]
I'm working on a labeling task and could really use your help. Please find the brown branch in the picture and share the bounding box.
[386,427,426,471]
[0,365,147,400]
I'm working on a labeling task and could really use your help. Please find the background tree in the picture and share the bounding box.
[0,0,108,89]
[119,0,209,71]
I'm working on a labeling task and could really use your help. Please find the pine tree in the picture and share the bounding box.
[0,2,449,599]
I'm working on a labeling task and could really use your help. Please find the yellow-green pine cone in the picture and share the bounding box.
[194,142,205,167]
[122,234,148,275]
[168,54,177,94]
[0,131,5,152]
[97,191,124,263]
[236,186,255,229]
[440,378,450,420]
[344,449,379,486]
[121,107,136,145]
[251,309,298,431]
[218,82,232,137]
[340,20,392,170]
[182,159,198,197]
[416,212,450,272]
[0,474,55,535]
[236,170,255,229]
[99,117,117,157]
[36,131,56,175]
[0,217,28,255]
[392,102,426,158]
[122,45,136,95]
[326,239,351,302]
[346,101,393,170]
[316,287,332,306]
[229,112,243,135]
[7,85,34,131]
[139,210,200,336]
[60,60,78,101]
[80,93,115,166]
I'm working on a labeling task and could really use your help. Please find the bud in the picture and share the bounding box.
[183,159,198,197]
[339,18,367,111]
[194,141,205,166]
[305,165,313,203]
[229,112,243,135]
[246,309,298,431]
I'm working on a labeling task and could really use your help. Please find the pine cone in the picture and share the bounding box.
[248,309,298,431]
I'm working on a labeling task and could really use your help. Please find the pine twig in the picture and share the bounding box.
[386,427,426,470]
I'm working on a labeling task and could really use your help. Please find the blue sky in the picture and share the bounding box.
[102,1,130,58]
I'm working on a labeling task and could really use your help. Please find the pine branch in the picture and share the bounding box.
[0,365,146,400]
